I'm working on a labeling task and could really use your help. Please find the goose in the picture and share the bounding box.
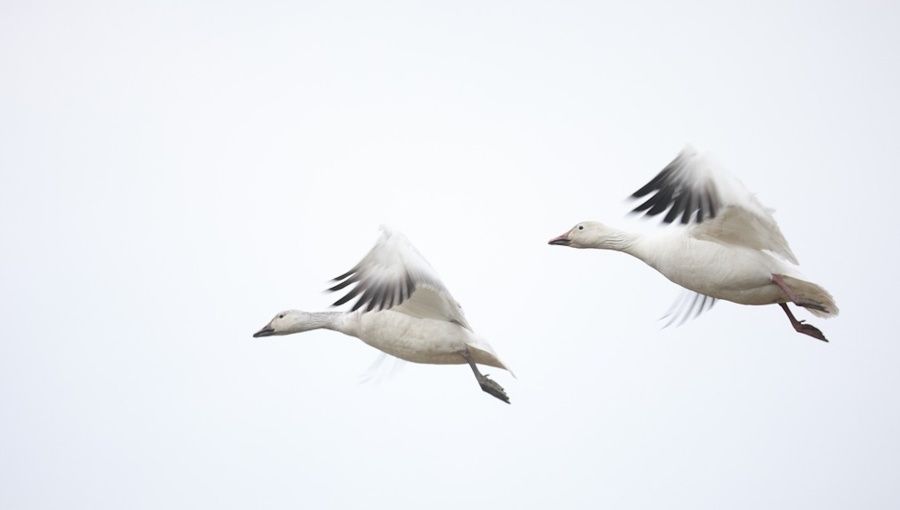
[548,145,839,341]
[253,227,512,403]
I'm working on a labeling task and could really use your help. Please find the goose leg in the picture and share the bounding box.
[779,303,828,342]
[461,351,510,404]
[771,274,829,341]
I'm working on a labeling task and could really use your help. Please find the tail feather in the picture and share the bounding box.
[779,275,839,318]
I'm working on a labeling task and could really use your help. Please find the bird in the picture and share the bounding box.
[548,145,838,341]
[253,227,513,403]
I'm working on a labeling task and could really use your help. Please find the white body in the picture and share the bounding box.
[336,311,505,367]
[631,230,792,306]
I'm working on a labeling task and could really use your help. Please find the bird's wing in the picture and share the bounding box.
[358,352,407,385]
[660,290,717,328]
[628,145,798,264]
[327,227,472,329]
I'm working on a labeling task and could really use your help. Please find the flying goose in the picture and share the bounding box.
[548,145,838,341]
[253,227,512,403]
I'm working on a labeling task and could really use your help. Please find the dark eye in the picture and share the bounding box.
[277,314,284,319]
[578,225,584,230]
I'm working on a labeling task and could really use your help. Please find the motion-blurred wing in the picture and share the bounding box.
[327,227,471,329]
[358,352,407,385]
[630,145,799,264]
[630,145,722,225]
[660,290,717,328]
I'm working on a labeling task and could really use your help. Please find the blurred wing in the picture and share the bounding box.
[660,290,717,328]
[629,145,798,264]
[327,227,471,329]
[630,145,722,225]
[358,352,407,385]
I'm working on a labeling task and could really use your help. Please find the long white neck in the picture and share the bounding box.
[589,227,658,266]
[288,312,355,335]
[589,227,639,251]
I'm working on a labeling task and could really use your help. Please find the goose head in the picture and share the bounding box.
[253,310,312,337]
[548,221,627,250]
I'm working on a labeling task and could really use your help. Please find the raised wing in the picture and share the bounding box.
[630,145,722,225]
[629,145,798,264]
[327,227,471,329]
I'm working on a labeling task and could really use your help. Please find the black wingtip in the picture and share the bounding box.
[630,167,672,198]
[331,267,357,282]
[332,283,364,307]
[327,276,357,292]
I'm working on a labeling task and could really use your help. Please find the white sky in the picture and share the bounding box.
[2,0,899,508]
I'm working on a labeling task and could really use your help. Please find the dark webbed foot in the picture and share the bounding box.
[779,302,829,342]
[795,320,828,342]
[476,373,510,404]
[462,350,511,404]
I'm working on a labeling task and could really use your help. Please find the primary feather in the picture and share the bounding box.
[630,145,798,265]
[328,226,471,329]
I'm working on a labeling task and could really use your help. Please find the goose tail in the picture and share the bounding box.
[779,275,839,318]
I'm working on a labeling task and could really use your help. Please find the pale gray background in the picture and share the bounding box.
[2,0,898,508]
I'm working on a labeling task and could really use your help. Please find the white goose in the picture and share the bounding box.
[253,227,512,403]
[549,146,839,341]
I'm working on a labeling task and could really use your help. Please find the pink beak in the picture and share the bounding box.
[548,233,571,246]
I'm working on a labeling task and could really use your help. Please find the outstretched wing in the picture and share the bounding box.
[629,145,798,265]
[660,290,717,328]
[327,227,472,329]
